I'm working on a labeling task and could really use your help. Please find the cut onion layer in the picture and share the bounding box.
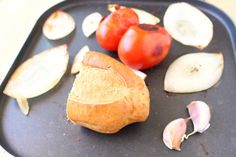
[71,45,90,74]
[107,4,160,24]
[131,68,147,80]
[186,101,211,138]
[163,2,213,49]
[163,118,188,151]
[82,12,102,37]
[43,10,75,40]
[4,45,69,115]
[164,52,224,93]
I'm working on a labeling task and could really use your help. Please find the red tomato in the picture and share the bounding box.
[96,7,139,51]
[118,24,172,70]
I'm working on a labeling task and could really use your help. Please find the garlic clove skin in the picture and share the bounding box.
[186,101,211,138]
[163,118,188,151]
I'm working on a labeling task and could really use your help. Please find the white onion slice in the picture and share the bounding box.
[107,4,160,24]
[82,12,102,37]
[71,45,90,74]
[186,101,211,138]
[164,52,224,93]
[163,2,213,49]
[4,45,69,115]
[43,10,75,40]
[163,118,188,151]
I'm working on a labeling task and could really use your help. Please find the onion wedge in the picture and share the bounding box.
[71,45,90,74]
[4,45,69,115]
[107,4,160,24]
[163,2,213,49]
[43,10,75,40]
[82,12,102,37]
[164,52,224,93]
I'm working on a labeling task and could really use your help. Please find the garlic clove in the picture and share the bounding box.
[163,118,188,151]
[186,101,211,138]
[82,12,102,37]
[71,45,90,74]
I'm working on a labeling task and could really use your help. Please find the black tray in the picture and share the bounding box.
[1,0,236,157]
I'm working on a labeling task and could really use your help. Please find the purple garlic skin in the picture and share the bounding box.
[163,118,188,151]
[186,101,211,138]
[162,100,212,151]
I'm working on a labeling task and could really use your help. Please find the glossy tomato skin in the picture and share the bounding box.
[118,24,172,70]
[96,8,139,51]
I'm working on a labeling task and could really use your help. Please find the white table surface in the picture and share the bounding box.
[0,0,64,84]
[0,0,235,85]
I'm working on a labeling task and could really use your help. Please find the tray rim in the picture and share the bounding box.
[0,0,236,156]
